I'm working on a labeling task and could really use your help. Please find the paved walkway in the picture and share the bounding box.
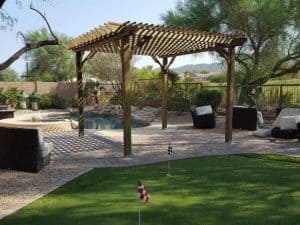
[0,113,299,219]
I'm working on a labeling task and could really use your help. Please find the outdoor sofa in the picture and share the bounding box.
[271,108,300,140]
[190,105,216,129]
[232,106,257,130]
[0,126,53,172]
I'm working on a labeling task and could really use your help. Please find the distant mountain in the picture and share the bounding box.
[172,63,223,74]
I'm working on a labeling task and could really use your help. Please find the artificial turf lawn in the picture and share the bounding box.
[1,154,300,225]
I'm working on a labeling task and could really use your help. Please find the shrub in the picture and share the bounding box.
[4,87,19,107]
[109,90,122,106]
[192,89,223,111]
[207,73,226,83]
[39,95,53,109]
[51,95,67,109]
[0,88,6,105]
[67,97,79,108]
[168,86,191,114]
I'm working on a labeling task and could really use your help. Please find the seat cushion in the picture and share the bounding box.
[280,116,300,130]
[195,105,213,116]
[272,108,300,128]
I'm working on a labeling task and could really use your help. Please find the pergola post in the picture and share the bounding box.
[120,36,133,156]
[162,57,168,129]
[76,51,84,138]
[152,56,176,130]
[225,47,235,142]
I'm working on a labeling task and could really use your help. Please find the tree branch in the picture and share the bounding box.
[272,53,300,73]
[30,4,58,42]
[0,0,5,9]
[0,4,60,71]
[271,61,300,77]
[248,56,300,86]
[0,40,59,70]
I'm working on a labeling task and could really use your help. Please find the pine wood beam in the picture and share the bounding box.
[152,56,176,129]
[76,51,84,138]
[162,57,168,129]
[225,47,235,142]
[120,35,133,156]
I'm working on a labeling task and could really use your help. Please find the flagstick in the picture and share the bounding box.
[138,206,141,225]
[167,158,171,176]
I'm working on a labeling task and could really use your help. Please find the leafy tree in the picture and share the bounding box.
[207,72,226,83]
[85,53,132,106]
[199,70,209,74]
[162,0,300,103]
[166,70,179,85]
[24,28,75,81]
[83,82,103,104]
[0,68,19,81]
[134,65,160,80]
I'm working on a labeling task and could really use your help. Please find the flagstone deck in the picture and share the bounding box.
[0,112,299,219]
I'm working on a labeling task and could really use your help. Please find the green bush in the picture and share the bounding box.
[51,95,67,109]
[4,87,19,107]
[192,89,223,111]
[168,86,191,114]
[67,97,78,108]
[0,88,6,105]
[109,90,122,106]
[39,95,53,109]
[207,73,226,83]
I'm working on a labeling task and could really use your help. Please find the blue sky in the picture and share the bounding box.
[0,0,216,74]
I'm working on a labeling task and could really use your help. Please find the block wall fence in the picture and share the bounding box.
[0,81,78,99]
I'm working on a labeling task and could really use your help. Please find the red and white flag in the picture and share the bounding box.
[137,180,150,203]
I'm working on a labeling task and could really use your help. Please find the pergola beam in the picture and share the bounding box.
[120,35,133,156]
[225,47,235,142]
[152,56,176,129]
[76,51,84,137]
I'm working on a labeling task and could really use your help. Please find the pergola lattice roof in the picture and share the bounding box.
[65,21,246,57]
[69,21,247,156]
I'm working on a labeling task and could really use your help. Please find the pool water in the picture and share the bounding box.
[73,115,148,130]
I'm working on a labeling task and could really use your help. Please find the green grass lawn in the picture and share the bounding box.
[1,154,300,225]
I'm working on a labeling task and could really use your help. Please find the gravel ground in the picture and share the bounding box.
[0,111,299,219]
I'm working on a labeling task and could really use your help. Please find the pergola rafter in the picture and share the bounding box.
[65,21,247,156]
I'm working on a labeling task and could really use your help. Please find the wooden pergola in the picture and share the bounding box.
[65,21,246,156]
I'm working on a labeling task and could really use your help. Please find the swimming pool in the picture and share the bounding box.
[73,115,148,129]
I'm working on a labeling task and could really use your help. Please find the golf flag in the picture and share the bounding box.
[137,180,150,203]
[167,142,173,155]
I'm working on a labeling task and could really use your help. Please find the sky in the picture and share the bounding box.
[0,0,216,74]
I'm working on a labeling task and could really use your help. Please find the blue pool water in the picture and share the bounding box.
[73,115,148,130]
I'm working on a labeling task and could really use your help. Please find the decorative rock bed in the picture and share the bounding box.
[69,104,161,124]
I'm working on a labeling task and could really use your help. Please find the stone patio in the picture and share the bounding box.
[0,112,299,219]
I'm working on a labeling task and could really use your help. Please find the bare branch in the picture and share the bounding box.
[16,31,27,43]
[248,56,300,86]
[272,53,300,72]
[30,4,58,42]
[0,0,5,9]
[235,57,250,72]
[287,33,300,55]
[0,40,59,70]
[0,3,60,71]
